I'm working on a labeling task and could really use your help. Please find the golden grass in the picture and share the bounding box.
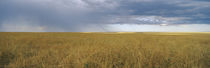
[0,32,209,68]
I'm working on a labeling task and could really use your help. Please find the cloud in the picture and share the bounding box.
[0,0,210,32]
[107,24,210,32]
[110,15,190,24]
[0,16,45,32]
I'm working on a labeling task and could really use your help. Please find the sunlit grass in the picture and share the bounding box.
[0,32,209,68]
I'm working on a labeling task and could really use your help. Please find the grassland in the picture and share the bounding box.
[0,32,210,68]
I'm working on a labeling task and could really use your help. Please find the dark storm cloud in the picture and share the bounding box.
[0,0,210,32]
[0,0,113,31]
[117,0,210,24]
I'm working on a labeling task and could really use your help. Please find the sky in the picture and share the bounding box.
[0,0,210,32]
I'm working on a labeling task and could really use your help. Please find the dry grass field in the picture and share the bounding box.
[0,32,210,68]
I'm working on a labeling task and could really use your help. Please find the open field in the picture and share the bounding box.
[0,32,210,68]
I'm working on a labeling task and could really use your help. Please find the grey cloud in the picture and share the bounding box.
[109,15,191,25]
[0,0,118,32]
[119,0,210,24]
[0,0,210,32]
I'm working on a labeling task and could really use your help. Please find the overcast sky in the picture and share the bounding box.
[0,0,210,32]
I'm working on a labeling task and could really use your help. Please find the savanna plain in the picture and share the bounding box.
[0,32,210,68]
